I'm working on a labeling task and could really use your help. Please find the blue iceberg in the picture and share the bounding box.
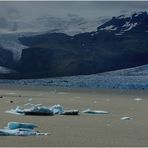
[6,122,37,130]
[0,122,48,136]
[6,104,65,116]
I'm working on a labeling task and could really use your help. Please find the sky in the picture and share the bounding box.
[0,1,148,34]
[0,1,148,20]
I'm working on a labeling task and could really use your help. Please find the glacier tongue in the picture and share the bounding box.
[0,33,28,61]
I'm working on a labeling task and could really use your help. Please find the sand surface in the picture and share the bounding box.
[0,84,148,147]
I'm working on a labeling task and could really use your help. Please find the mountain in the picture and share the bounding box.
[13,11,148,79]
[0,14,106,62]
[97,11,148,35]
[1,11,148,79]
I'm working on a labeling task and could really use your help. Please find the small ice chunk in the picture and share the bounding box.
[106,99,110,102]
[28,98,33,101]
[7,92,16,95]
[94,101,97,104]
[24,103,31,106]
[75,96,80,99]
[121,117,133,120]
[134,98,143,101]
[57,92,68,95]
[106,123,111,127]
[82,109,109,114]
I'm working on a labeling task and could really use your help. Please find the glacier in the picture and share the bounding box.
[0,64,148,90]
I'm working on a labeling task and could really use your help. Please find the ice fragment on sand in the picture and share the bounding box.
[28,98,33,101]
[134,98,143,101]
[120,117,133,120]
[57,92,68,95]
[7,92,16,95]
[93,101,97,104]
[106,99,110,102]
[75,96,80,99]
[82,109,109,114]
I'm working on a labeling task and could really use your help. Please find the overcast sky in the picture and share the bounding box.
[0,1,148,34]
[0,1,148,20]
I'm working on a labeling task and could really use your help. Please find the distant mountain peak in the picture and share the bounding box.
[116,11,147,19]
[97,11,148,35]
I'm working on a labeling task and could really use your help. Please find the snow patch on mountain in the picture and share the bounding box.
[117,11,145,19]
[98,11,147,35]
[124,22,138,31]
[100,25,117,31]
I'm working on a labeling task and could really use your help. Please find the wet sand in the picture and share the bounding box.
[0,84,148,147]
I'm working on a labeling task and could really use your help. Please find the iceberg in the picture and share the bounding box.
[82,109,109,114]
[6,122,37,130]
[24,105,54,116]
[0,128,37,136]
[0,122,48,136]
[6,104,78,116]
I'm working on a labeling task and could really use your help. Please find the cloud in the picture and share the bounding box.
[0,1,148,34]
[6,8,21,20]
[0,1,148,20]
